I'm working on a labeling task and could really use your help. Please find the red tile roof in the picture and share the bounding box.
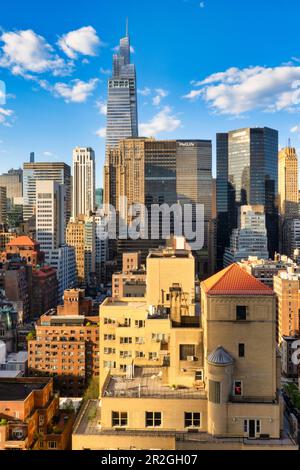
[8,236,37,247]
[202,264,274,296]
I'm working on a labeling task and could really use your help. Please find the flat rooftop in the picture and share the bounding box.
[73,401,296,449]
[103,299,147,309]
[0,379,49,401]
[104,368,206,399]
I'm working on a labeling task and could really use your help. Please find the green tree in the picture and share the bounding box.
[83,377,99,401]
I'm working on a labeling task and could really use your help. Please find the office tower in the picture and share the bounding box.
[274,269,300,343]
[30,152,35,163]
[0,187,7,225]
[36,181,66,252]
[105,138,214,275]
[104,138,147,218]
[216,133,230,268]
[0,168,23,230]
[0,169,23,201]
[224,205,269,267]
[45,246,76,302]
[176,140,213,278]
[279,146,299,254]
[216,128,279,267]
[95,213,109,285]
[95,188,104,210]
[35,181,75,300]
[28,289,99,398]
[73,251,294,450]
[23,162,71,222]
[72,147,96,218]
[66,216,96,285]
[105,25,138,162]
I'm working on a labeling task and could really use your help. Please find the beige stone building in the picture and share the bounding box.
[279,146,299,254]
[73,249,296,450]
[112,253,146,299]
[66,216,96,285]
[273,269,300,343]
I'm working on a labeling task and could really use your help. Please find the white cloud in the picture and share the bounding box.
[96,100,107,115]
[58,26,102,59]
[200,2,205,8]
[291,125,300,133]
[139,106,181,137]
[0,29,72,77]
[138,87,151,96]
[100,67,111,75]
[113,45,135,54]
[183,65,300,115]
[152,88,169,106]
[96,127,106,138]
[0,107,14,126]
[51,78,98,103]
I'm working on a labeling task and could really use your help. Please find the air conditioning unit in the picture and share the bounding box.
[187,356,195,362]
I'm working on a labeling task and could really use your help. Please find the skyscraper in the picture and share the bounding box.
[23,162,71,222]
[72,147,96,218]
[35,180,76,299]
[176,140,213,277]
[105,24,138,163]
[36,180,66,252]
[279,146,299,254]
[217,127,278,266]
[223,205,269,267]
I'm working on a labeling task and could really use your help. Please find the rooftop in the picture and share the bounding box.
[0,378,49,401]
[7,236,37,248]
[102,298,147,309]
[202,264,274,296]
[103,368,206,399]
[73,400,296,449]
[148,249,192,260]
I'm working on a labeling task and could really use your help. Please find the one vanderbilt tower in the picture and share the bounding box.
[105,21,138,163]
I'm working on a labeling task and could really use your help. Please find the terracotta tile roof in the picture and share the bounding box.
[8,236,36,247]
[202,264,274,296]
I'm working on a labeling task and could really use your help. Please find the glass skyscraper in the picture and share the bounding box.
[216,127,279,267]
[105,25,138,163]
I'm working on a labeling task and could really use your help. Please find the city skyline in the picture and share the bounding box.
[1,0,300,185]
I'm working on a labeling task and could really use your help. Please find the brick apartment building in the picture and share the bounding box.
[0,377,74,450]
[28,289,100,397]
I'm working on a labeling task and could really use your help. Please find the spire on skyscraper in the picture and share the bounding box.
[126,17,129,38]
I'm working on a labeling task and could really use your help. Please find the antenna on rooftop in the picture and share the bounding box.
[126,17,129,37]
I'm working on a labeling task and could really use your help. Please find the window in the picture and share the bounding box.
[185,412,201,428]
[236,306,247,321]
[39,415,45,426]
[239,344,245,358]
[135,337,145,345]
[149,352,158,361]
[135,320,145,328]
[120,337,132,344]
[48,441,57,449]
[180,345,196,361]
[112,412,128,427]
[145,412,162,428]
[209,380,221,404]
[195,370,203,382]
[234,381,243,396]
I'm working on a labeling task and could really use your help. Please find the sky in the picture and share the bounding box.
[1,0,300,186]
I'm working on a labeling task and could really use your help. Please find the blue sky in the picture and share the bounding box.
[1,0,300,186]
